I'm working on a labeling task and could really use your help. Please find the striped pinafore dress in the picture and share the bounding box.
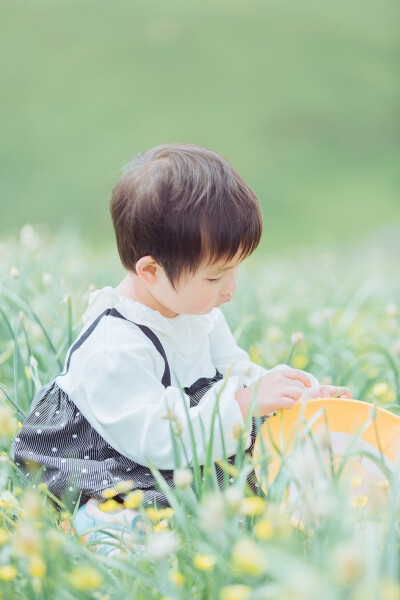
[10,308,264,512]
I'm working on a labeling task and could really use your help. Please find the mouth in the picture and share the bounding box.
[215,296,232,307]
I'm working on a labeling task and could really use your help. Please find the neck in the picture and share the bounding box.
[114,273,179,318]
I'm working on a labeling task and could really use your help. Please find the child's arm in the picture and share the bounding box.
[76,341,248,470]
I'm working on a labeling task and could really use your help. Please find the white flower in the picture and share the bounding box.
[225,486,244,512]
[42,272,53,285]
[146,531,180,560]
[30,355,38,369]
[291,332,304,346]
[20,224,41,250]
[308,308,334,329]
[173,468,193,489]
[197,493,225,533]
[387,303,398,318]
[0,490,19,510]
[10,266,20,279]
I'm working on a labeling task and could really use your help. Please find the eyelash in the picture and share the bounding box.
[208,277,222,284]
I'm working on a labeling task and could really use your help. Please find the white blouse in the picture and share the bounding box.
[56,287,319,470]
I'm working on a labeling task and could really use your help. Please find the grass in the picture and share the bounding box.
[0,224,400,599]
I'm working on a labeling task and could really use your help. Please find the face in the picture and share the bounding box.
[150,253,242,318]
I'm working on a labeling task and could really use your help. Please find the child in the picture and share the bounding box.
[10,144,350,553]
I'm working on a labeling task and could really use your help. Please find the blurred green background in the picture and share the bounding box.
[0,0,399,253]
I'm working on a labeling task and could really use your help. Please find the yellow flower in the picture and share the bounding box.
[0,528,9,546]
[100,487,117,499]
[350,477,363,488]
[23,490,43,520]
[123,489,144,509]
[45,529,65,550]
[115,480,134,493]
[366,367,379,380]
[13,523,42,556]
[239,496,266,517]
[97,499,120,513]
[102,480,135,499]
[254,519,274,540]
[229,422,248,444]
[0,564,18,581]
[153,519,169,532]
[0,405,17,439]
[146,507,174,523]
[193,553,217,571]
[378,480,390,490]
[351,494,368,508]
[292,354,309,370]
[169,569,185,586]
[220,584,251,600]
[333,541,363,584]
[249,344,262,363]
[379,579,400,600]
[371,382,396,404]
[266,327,283,344]
[0,491,18,511]
[382,390,396,404]
[231,538,265,575]
[29,555,46,578]
[372,382,388,397]
[69,566,103,591]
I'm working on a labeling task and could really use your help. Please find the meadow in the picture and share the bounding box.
[0,223,399,599]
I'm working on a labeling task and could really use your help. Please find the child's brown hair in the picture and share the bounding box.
[110,143,262,289]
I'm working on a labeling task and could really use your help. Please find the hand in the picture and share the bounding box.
[235,368,312,418]
[312,385,352,399]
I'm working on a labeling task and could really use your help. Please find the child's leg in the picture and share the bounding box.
[73,497,147,556]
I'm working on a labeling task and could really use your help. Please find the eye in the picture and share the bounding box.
[208,277,222,284]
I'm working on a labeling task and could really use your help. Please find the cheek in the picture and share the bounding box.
[183,285,216,309]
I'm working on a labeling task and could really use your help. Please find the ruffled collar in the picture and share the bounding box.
[81,286,217,356]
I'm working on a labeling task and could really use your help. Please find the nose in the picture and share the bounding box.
[221,270,238,296]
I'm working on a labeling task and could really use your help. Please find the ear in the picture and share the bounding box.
[135,256,161,286]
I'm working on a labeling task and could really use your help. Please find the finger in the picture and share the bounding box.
[319,385,337,397]
[280,387,303,401]
[282,369,311,388]
[280,397,296,409]
[321,385,350,398]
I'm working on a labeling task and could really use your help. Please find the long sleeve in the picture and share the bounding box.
[74,338,246,470]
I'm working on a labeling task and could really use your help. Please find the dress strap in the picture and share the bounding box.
[62,307,171,388]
